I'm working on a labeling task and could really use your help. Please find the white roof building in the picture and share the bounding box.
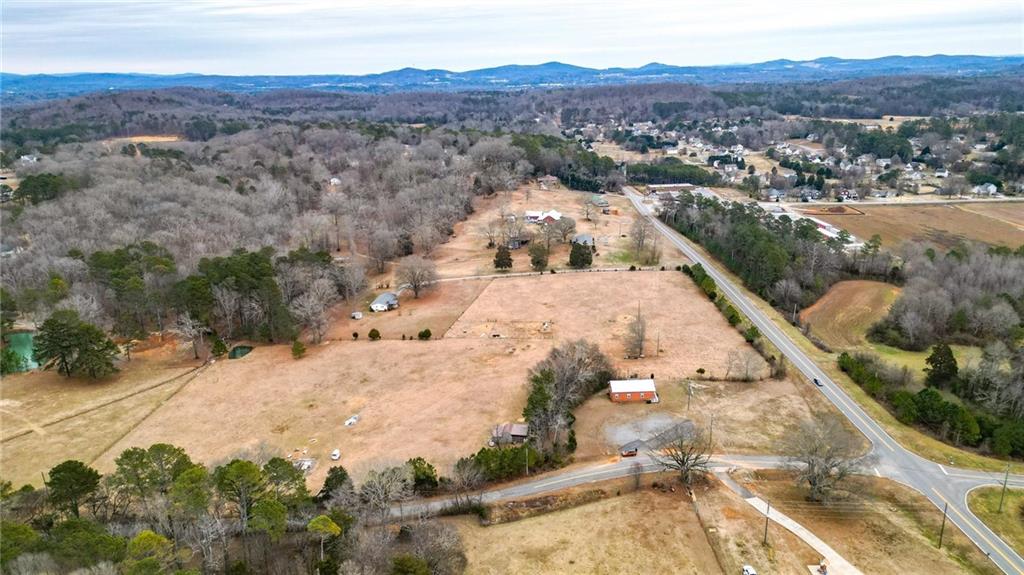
[609,379,657,394]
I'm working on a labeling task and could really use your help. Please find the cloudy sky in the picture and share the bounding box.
[2,0,1022,75]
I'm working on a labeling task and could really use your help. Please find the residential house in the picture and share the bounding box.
[609,379,659,403]
[591,195,610,207]
[370,292,399,312]
[935,168,949,178]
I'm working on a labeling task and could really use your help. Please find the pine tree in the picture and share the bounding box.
[568,242,592,269]
[494,244,513,270]
[924,343,958,389]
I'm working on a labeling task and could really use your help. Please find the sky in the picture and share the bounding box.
[2,0,1022,75]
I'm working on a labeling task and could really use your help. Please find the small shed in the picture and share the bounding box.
[370,292,399,312]
[571,233,595,247]
[491,422,530,445]
[609,378,658,403]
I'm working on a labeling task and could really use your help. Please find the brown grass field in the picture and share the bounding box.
[446,271,762,380]
[812,202,1024,248]
[3,270,767,488]
[787,115,929,130]
[590,141,656,164]
[454,488,722,574]
[741,470,1000,574]
[799,280,900,350]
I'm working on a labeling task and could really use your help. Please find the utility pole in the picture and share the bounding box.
[998,463,1010,513]
[763,501,771,545]
[938,502,948,549]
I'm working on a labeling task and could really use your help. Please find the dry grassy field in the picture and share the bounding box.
[4,269,766,488]
[446,271,761,380]
[787,115,929,130]
[812,203,1024,248]
[800,280,900,350]
[0,341,200,486]
[968,487,1024,555]
[455,488,722,574]
[741,470,1000,574]
[432,186,688,278]
[92,338,550,487]
[590,141,656,164]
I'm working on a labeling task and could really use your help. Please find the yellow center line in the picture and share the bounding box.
[932,488,1024,574]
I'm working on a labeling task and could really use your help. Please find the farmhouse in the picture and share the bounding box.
[370,292,399,312]
[609,378,659,403]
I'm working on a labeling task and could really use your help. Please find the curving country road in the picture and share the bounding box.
[623,187,1024,573]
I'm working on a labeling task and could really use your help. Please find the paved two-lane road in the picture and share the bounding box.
[625,187,1024,573]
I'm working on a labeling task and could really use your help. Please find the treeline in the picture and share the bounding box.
[0,445,469,575]
[509,133,621,192]
[870,244,1024,350]
[660,192,896,316]
[840,349,1024,458]
[2,124,539,339]
[627,158,722,186]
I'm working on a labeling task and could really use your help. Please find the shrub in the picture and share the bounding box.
[291,340,306,359]
[211,337,228,357]
[352,332,359,340]
[417,329,432,341]
[368,329,381,341]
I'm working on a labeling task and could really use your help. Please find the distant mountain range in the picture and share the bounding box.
[3,55,1022,102]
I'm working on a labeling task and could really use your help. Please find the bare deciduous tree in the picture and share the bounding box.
[396,255,438,299]
[629,218,653,257]
[625,305,646,358]
[648,425,712,485]
[172,311,205,360]
[782,419,872,503]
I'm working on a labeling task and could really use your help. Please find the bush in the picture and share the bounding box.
[368,329,381,341]
[887,390,919,425]
[352,332,359,340]
[417,329,432,341]
[211,337,228,357]
[291,340,306,359]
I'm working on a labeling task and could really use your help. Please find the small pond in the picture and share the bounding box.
[228,345,253,359]
[5,331,38,372]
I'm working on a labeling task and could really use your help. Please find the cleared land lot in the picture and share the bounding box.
[573,375,834,458]
[811,203,1024,248]
[432,186,687,278]
[741,470,999,574]
[455,488,722,574]
[92,338,550,487]
[3,270,763,489]
[800,280,900,350]
[0,342,199,487]
[446,271,761,380]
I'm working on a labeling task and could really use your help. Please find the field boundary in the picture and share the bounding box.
[1,364,204,443]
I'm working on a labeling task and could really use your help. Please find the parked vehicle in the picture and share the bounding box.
[330,449,341,460]
[620,448,638,457]
[742,566,758,575]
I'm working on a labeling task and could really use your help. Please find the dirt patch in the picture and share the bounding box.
[800,280,900,350]
[454,487,722,574]
[795,205,865,216]
[813,203,1024,249]
[739,470,1000,574]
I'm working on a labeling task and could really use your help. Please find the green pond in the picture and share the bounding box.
[228,345,253,359]
[5,331,38,372]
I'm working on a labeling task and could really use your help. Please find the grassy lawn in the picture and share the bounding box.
[665,232,1024,474]
[867,342,983,374]
[968,487,1024,555]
